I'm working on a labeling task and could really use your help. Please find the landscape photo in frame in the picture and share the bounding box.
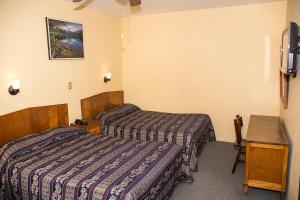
[46,18,84,60]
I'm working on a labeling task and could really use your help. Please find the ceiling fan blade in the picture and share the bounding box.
[129,0,141,6]
[74,0,94,10]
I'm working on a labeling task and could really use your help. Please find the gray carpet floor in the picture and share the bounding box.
[170,141,281,200]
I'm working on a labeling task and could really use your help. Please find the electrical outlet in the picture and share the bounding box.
[68,82,72,90]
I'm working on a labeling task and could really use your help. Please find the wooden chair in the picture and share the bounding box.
[232,115,246,174]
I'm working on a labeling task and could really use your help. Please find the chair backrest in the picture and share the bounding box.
[234,115,243,146]
[236,115,243,127]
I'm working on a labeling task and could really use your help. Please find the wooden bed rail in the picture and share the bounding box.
[80,91,124,120]
[0,104,68,147]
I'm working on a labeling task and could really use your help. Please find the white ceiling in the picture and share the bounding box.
[85,0,284,16]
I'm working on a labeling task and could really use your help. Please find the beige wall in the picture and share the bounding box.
[0,0,122,122]
[1,0,297,197]
[121,2,286,142]
[280,0,300,199]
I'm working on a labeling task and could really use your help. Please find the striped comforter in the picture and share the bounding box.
[0,127,183,200]
[95,104,215,182]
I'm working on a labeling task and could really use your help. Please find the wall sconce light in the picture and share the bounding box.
[104,72,112,83]
[8,80,20,95]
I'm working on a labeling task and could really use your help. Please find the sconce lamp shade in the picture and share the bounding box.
[9,80,20,95]
[11,80,20,89]
[104,72,112,83]
[106,72,112,79]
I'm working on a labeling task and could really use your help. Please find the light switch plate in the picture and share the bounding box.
[68,82,72,90]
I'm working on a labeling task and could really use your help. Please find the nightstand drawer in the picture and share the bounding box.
[87,127,100,134]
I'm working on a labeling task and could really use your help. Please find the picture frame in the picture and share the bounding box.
[46,17,84,60]
[280,71,289,109]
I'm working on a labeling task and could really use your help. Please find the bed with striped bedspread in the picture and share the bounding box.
[95,104,216,182]
[0,127,182,200]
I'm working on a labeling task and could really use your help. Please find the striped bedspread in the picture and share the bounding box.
[0,127,183,200]
[95,104,216,182]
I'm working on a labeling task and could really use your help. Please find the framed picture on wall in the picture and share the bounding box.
[46,17,84,60]
[280,71,289,109]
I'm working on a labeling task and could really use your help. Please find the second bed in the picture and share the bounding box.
[93,104,215,182]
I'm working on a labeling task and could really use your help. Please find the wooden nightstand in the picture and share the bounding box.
[70,120,102,135]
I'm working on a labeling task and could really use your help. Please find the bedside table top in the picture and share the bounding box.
[70,119,101,135]
[70,119,98,126]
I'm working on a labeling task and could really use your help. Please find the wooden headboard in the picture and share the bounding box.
[81,91,124,120]
[0,104,68,147]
